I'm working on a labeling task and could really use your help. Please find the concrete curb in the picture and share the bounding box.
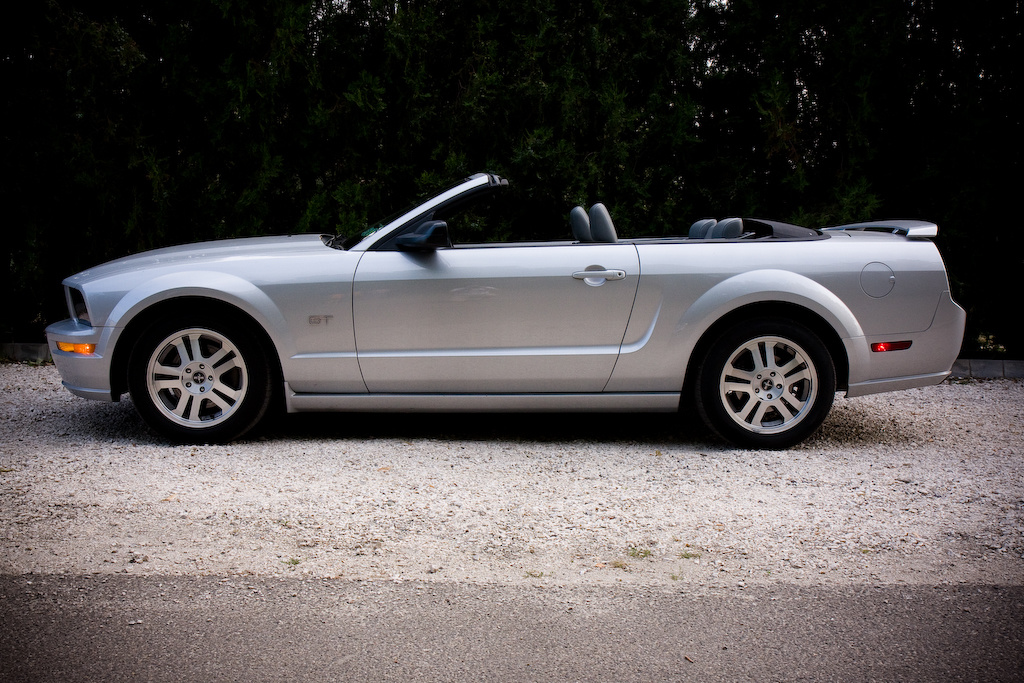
[4,342,1022,379]
[1,343,52,363]
[950,358,1024,379]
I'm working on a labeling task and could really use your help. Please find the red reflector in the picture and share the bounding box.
[871,341,912,353]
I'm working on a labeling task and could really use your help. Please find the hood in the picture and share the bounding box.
[65,234,331,286]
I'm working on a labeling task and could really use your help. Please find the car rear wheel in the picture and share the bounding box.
[696,319,836,449]
[128,317,273,442]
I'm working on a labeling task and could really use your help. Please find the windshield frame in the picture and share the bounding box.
[344,174,499,252]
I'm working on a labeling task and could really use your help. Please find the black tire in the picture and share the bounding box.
[695,318,836,449]
[128,315,274,443]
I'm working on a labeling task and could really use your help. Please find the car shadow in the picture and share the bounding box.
[44,396,712,447]
[264,410,710,447]
[50,394,926,451]
[52,398,149,442]
[804,400,927,450]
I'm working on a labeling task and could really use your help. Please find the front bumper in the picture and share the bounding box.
[45,319,118,402]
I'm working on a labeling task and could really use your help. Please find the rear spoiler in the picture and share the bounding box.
[822,220,938,238]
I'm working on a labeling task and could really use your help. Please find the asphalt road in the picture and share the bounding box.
[2,574,1022,682]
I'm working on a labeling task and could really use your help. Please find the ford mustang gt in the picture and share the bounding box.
[46,173,966,448]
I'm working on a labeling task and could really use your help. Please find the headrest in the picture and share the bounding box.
[588,203,617,243]
[570,206,592,242]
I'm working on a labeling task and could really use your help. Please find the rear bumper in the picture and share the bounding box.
[846,291,966,398]
[847,370,952,397]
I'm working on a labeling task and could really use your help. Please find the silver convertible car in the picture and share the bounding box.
[46,173,965,448]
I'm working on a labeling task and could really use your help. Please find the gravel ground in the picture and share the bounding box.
[1,363,1022,590]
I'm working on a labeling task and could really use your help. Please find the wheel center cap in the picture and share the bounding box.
[761,378,775,392]
[182,366,213,394]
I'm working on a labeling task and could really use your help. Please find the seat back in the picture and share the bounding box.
[588,203,618,243]
[710,217,743,238]
[570,206,592,242]
[688,218,717,239]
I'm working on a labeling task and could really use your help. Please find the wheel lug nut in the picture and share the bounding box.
[185,382,192,388]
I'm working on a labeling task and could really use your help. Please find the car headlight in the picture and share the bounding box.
[68,287,91,325]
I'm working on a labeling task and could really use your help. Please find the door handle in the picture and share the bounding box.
[572,269,626,281]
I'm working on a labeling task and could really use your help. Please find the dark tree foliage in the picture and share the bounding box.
[2,0,1020,356]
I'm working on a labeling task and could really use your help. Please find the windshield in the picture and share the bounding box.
[336,206,411,250]
[328,174,494,250]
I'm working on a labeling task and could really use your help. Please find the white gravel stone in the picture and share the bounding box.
[1,363,1022,590]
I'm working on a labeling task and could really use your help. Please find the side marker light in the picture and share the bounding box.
[57,342,96,355]
[871,341,912,353]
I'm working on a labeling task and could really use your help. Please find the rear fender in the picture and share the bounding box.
[678,269,864,341]
[609,269,865,393]
[676,270,868,391]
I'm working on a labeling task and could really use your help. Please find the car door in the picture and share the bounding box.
[352,243,640,393]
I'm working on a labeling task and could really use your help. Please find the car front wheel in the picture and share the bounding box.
[128,317,273,442]
[696,319,836,449]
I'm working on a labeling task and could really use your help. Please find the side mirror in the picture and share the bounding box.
[395,220,451,252]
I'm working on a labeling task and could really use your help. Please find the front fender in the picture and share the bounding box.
[106,271,293,358]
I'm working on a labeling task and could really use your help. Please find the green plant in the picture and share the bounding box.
[976,333,1007,356]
